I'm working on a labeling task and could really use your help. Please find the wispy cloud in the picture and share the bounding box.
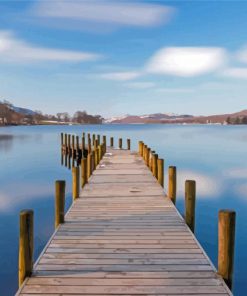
[32,0,175,29]
[146,47,227,77]
[100,71,142,81]
[0,31,100,63]
[221,67,247,79]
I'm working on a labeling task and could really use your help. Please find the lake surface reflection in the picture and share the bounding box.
[0,124,247,295]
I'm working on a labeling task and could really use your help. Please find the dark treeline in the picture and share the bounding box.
[226,116,247,125]
[0,100,103,125]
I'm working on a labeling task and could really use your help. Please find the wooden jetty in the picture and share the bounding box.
[16,135,235,295]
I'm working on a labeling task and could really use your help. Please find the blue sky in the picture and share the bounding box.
[0,0,247,118]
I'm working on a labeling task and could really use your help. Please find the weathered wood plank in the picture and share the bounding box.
[17,148,231,296]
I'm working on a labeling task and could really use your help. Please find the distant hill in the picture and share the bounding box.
[104,113,193,124]
[105,110,247,124]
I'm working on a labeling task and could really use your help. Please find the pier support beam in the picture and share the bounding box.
[218,210,236,290]
[55,180,65,228]
[185,180,196,232]
[72,167,80,200]
[19,210,33,287]
[168,166,176,204]
[157,158,164,187]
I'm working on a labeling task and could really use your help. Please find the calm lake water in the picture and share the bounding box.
[0,124,247,295]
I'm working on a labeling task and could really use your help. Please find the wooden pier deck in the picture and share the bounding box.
[17,148,232,295]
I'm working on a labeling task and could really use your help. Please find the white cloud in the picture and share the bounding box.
[100,71,142,81]
[176,170,222,197]
[0,31,100,63]
[146,47,227,77]
[236,46,247,63]
[221,67,247,79]
[125,82,155,89]
[33,0,175,28]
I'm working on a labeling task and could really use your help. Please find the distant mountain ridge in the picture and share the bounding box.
[105,110,247,124]
[104,113,193,123]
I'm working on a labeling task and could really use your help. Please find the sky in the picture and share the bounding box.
[0,0,247,118]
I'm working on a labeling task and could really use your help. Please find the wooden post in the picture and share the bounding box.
[97,146,101,164]
[72,167,80,201]
[97,134,100,145]
[64,133,68,153]
[81,158,87,187]
[55,180,65,228]
[138,141,143,156]
[94,149,98,167]
[19,210,33,287]
[149,150,155,170]
[94,139,98,151]
[110,137,114,147]
[103,135,106,146]
[76,136,79,155]
[61,132,64,147]
[91,151,95,172]
[152,153,158,178]
[87,153,92,179]
[68,134,71,154]
[185,180,196,232]
[168,166,176,204]
[145,147,150,166]
[158,158,164,187]
[127,139,131,150]
[218,210,236,290]
[82,132,85,137]
[88,137,91,154]
[119,138,122,149]
[99,145,103,160]
[92,134,95,143]
[82,136,85,153]
[72,135,75,152]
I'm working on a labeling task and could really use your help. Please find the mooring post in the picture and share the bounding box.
[68,134,71,154]
[110,137,114,147]
[152,153,158,178]
[157,158,164,187]
[18,210,34,287]
[55,180,65,228]
[61,132,64,147]
[103,135,106,146]
[92,134,95,144]
[64,133,68,153]
[76,136,79,156]
[145,147,150,166]
[127,139,131,150]
[138,141,143,156]
[218,210,236,290]
[81,158,87,187]
[119,138,122,149]
[94,139,98,151]
[99,145,103,161]
[142,145,146,161]
[82,136,85,153]
[88,137,91,154]
[97,146,100,165]
[87,153,92,179]
[185,180,196,232]
[94,149,98,167]
[91,151,95,172]
[97,134,100,145]
[72,167,80,201]
[149,150,155,170]
[168,166,177,204]
[72,135,75,154]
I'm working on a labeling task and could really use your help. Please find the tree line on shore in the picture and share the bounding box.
[0,100,103,125]
[226,116,247,125]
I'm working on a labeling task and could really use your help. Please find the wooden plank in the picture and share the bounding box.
[17,148,231,296]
